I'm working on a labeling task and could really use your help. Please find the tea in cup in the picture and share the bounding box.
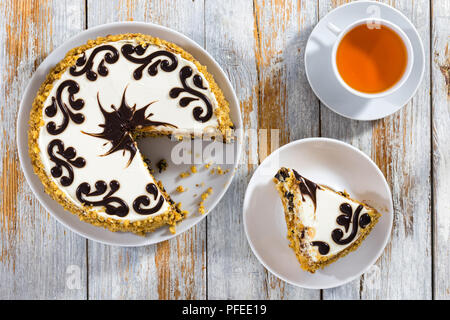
[329,19,414,98]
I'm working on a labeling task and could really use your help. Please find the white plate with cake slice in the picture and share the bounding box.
[17,22,242,246]
[243,138,393,289]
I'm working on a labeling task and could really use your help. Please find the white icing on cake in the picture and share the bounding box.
[293,186,369,259]
[37,39,222,221]
[278,169,373,261]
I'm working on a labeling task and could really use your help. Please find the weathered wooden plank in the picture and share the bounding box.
[318,0,375,300]
[431,0,450,300]
[253,0,322,299]
[206,0,320,299]
[86,0,206,300]
[366,0,432,300]
[0,0,87,299]
[204,0,263,299]
[320,0,432,300]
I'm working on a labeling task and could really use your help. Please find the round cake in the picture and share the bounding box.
[28,33,234,235]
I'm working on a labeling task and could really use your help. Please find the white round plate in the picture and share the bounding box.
[243,138,393,289]
[305,1,425,120]
[17,22,243,246]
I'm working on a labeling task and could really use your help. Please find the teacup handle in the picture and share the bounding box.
[327,22,342,36]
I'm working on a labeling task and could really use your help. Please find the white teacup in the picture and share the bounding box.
[328,18,414,99]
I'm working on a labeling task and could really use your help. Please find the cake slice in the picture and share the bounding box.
[273,167,381,273]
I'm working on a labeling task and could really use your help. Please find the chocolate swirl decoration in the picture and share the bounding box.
[83,88,177,167]
[169,66,213,123]
[69,45,119,81]
[292,170,321,210]
[336,203,353,233]
[76,180,129,217]
[121,44,178,80]
[311,241,330,255]
[332,204,372,245]
[47,139,86,186]
[45,80,85,135]
[133,183,165,215]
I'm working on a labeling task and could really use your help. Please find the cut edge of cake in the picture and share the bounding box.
[28,33,234,235]
[273,167,381,273]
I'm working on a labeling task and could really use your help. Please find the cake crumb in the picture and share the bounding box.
[144,158,155,173]
[181,210,189,217]
[198,187,213,214]
[176,185,186,193]
[209,166,230,175]
[190,165,197,173]
[157,159,168,173]
[144,158,152,168]
[179,171,190,178]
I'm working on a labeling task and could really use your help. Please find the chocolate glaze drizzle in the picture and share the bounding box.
[133,183,165,215]
[292,170,321,210]
[47,139,86,186]
[359,213,372,229]
[121,44,178,80]
[332,204,369,245]
[70,45,119,81]
[76,180,129,217]
[308,203,372,255]
[45,80,85,135]
[337,203,352,232]
[169,66,213,123]
[311,241,330,255]
[193,75,206,89]
[83,88,177,167]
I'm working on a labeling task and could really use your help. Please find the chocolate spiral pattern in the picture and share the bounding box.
[69,45,119,81]
[133,183,165,215]
[76,180,129,217]
[336,203,353,232]
[332,204,371,245]
[308,203,373,255]
[169,66,213,123]
[311,241,330,255]
[47,139,86,186]
[45,80,85,135]
[121,44,178,80]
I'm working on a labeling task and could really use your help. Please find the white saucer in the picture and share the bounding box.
[305,1,425,120]
[243,138,393,289]
[17,22,243,246]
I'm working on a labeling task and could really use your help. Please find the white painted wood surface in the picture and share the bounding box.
[0,0,448,300]
[431,0,450,300]
[0,0,87,299]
